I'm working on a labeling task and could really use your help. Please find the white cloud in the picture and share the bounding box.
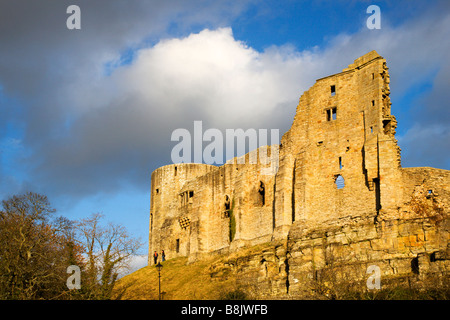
[118,254,148,278]
[103,27,314,129]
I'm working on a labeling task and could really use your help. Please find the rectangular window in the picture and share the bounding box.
[372,100,375,107]
[339,157,342,170]
[327,107,337,121]
[331,85,336,96]
[176,239,180,253]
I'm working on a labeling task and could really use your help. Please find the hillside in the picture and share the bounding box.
[114,242,280,300]
[115,214,450,300]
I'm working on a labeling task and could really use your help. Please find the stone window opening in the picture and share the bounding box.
[225,195,231,210]
[150,213,153,230]
[371,73,375,80]
[176,239,180,253]
[372,100,375,107]
[430,252,436,262]
[339,157,343,170]
[327,107,337,121]
[331,85,336,96]
[258,181,265,206]
[370,126,373,133]
[335,175,345,189]
[411,257,419,274]
[174,166,177,176]
[223,195,231,218]
[383,119,391,135]
[429,251,443,262]
[180,190,194,206]
[374,178,381,211]
[426,189,435,199]
[156,188,159,194]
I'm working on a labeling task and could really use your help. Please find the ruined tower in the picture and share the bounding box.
[148,51,449,269]
[273,50,402,238]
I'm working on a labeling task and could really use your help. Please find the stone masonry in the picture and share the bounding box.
[148,51,449,296]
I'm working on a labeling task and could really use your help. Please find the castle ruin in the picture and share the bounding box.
[148,51,449,295]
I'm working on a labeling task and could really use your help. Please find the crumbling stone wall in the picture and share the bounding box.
[149,148,277,264]
[272,51,403,239]
[148,51,449,295]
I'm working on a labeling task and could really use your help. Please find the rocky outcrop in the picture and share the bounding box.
[206,211,449,299]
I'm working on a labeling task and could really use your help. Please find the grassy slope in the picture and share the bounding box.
[114,242,276,300]
[114,255,238,300]
[113,242,450,300]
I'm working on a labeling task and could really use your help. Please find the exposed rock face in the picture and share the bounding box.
[148,51,449,297]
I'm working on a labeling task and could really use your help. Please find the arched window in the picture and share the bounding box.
[335,175,345,189]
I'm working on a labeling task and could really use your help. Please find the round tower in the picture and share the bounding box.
[148,163,217,264]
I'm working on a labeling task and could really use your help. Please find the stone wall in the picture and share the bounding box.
[206,213,449,299]
[149,148,278,264]
[149,163,216,261]
[273,50,402,239]
[148,50,450,296]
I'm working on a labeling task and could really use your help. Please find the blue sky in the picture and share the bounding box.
[1,0,449,272]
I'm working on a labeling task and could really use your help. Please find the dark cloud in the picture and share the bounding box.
[0,1,253,198]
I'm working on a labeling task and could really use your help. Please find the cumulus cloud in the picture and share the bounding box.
[30,27,320,197]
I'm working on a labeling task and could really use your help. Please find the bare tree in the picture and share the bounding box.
[0,192,78,299]
[76,213,142,299]
[0,192,142,300]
